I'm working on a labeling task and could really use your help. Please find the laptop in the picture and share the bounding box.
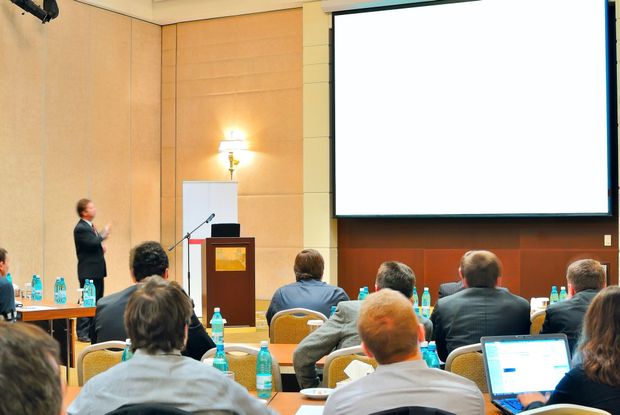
[481,334,572,414]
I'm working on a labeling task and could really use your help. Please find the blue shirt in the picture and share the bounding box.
[0,276,15,318]
[266,279,350,324]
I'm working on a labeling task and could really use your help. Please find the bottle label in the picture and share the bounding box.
[212,332,223,344]
[256,374,272,390]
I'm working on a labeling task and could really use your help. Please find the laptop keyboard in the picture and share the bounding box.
[498,398,524,413]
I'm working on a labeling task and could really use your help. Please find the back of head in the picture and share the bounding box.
[580,286,620,387]
[125,276,192,354]
[566,259,605,293]
[294,249,324,281]
[130,241,169,282]
[460,250,501,288]
[0,322,61,415]
[0,247,6,263]
[358,289,420,364]
[375,261,414,298]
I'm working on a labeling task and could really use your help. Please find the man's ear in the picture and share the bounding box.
[361,342,374,359]
[130,268,137,283]
[567,282,576,297]
[163,268,170,280]
[418,323,426,343]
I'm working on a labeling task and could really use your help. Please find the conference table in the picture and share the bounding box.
[63,387,502,414]
[17,299,96,380]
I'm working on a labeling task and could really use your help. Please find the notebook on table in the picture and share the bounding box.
[481,334,571,414]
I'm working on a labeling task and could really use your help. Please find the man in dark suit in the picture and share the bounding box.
[74,198,110,342]
[92,241,216,360]
[541,259,605,354]
[0,248,15,322]
[438,279,464,299]
[431,250,530,361]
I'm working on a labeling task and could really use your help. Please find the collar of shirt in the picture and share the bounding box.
[374,358,427,374]
[82,218,93,227]
[133,349,183,357]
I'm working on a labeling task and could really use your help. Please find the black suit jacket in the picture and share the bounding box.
[74,219,107,280]
[92,284,216,361]
[541,289,599,354]
[438,280,464,299]
[430,287,531,361]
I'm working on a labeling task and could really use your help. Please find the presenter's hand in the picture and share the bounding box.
[518,392,549,407]
[102,244,107,254]
[101,223,112,240]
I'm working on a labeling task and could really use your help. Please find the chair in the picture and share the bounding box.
[77,341,126,386]
[530,310,546,335]
[105,403,193,415]
[269,308,327,344]
[444,343,487,393]
[521,404,611,415]
[322,345,377,388]
[371,407,455,415]
[201,344,282,392]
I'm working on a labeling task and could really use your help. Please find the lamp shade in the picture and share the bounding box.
[218,139,248,153]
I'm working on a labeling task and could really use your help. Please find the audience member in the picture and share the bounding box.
[438,279,464,299]
[69,276,274,415]
[324,289,484,415]
[92,241,215,360]
[266,249,349,324]
[431,250,530,361]
[519,286,620,413]
[0,247,15,322]
[294,261,433,389]
[541,259,606,353]
[0,322,63,415]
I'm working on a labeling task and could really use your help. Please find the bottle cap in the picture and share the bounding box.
[214,307,220,312]
[260,340,269,348]
[424,287,429,291]
[420,341,429,347]
[561,286,566,290]
[359,288,364,292]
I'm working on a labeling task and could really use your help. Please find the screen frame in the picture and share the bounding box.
[331,0,616,219]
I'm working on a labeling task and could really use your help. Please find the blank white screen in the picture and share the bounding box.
[334,0,610,216]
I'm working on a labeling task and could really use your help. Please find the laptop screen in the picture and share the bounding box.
[483,336,571,397]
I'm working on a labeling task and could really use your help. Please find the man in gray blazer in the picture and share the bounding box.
[431,250,531,361]
[293,261,433,389]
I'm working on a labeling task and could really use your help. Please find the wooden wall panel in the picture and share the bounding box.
[338,217,618,301]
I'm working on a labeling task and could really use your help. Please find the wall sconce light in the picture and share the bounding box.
[218,134,248,180]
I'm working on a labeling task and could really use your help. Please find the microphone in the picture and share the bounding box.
[206,213,215,223]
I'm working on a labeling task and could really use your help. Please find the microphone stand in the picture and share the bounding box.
[168,214,215,298]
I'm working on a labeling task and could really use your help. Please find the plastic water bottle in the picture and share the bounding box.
[6,273,12,284]
[549,286,559,305]
[425,341,441,369]
[559,286,568,302]
[24,282,32,300]
[32,275,43,301]
[413,287,419,308]
[256,341,273,399]
[357,288,367,301]
[213,343,229,372]
[330,305,337,317]
[59,277,67,304]
[420,341,429,362]
[121,339,133,361]
[363,286,369,296]
[421,287,431,318]
[54,277,61,305]
[89,279,97,305]
[211,307,224,345]
[84,280,96,307]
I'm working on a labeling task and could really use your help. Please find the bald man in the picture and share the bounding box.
[324,289,483,415]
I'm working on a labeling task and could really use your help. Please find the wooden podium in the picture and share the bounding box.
[202,237,255,327]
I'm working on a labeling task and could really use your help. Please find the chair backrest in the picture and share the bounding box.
[371,406,456,415]
[105,403,193,415]
[521,404,611,415]
[322,345,377,388]
[444,343,487,393]
[269,308,327,344]
[201,345,282,392]
[78,341,126,386]
[530,310,547,335]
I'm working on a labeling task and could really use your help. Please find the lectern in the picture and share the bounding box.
[202,237,255,327]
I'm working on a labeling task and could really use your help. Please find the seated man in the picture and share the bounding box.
[92,241,215,360]
[324,289,484,415]
[266,249,349,324]
[0,248,16,322]
[293,261,433,389]
[438,279,464,299]
[541,259,605,353]
[431,250,530,361]
[69,276,274,415]
[0,322,63,415]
